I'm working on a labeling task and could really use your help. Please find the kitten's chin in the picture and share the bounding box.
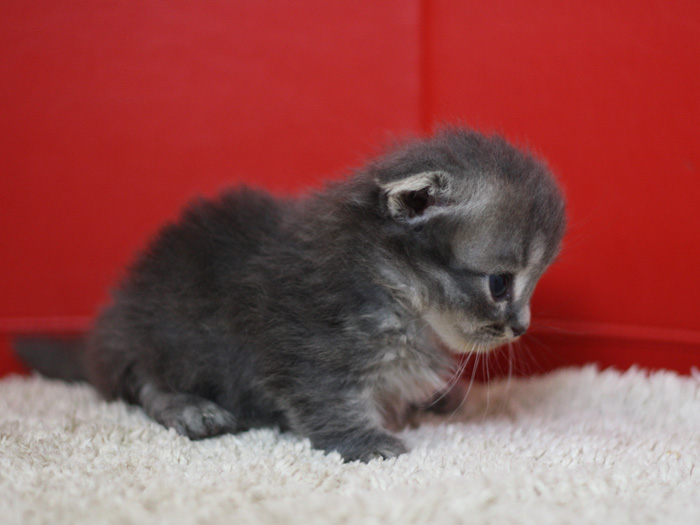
[423,311,502,355]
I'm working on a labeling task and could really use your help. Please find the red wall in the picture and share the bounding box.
[2,1,699,376]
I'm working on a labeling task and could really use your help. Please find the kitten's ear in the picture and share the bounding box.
[380,171,450,222]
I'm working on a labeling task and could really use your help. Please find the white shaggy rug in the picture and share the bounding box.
[1,366,699,524]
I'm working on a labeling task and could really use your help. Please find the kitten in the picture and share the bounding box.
[17,128,565,462]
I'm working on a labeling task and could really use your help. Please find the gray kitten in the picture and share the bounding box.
[17,128,565,462]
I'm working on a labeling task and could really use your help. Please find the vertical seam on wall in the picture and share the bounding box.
[418,0,432,133]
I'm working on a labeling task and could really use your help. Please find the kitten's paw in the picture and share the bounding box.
[158,394,238,440]
[333,432,408,463]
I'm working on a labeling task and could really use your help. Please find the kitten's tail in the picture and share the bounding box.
[14,335,88,382]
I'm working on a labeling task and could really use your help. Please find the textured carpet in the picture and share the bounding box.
[1,366,699,524]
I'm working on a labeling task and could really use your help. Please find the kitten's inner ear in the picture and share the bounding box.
[380,171,450,222]
[402,188,436,218]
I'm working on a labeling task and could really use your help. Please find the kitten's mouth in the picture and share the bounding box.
[457,328,514,351]
[424,313,505,355]
[472,326,520,343]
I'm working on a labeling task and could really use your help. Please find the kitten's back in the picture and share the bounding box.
[125,187,288,292]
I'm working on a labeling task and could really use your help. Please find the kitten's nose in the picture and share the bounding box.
[511,323,528,337]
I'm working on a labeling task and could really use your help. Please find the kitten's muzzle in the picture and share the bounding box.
[483,321,528,339]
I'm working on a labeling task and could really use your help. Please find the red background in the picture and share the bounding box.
[2,0,699,376]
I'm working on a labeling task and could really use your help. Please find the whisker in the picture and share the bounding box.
[499,341,515,414]
[530,321,579,334]
[520,334,558,375]
[426,348,472,409]
[482,346,491,421]
[448,344,482,423]
[507,341,514,390]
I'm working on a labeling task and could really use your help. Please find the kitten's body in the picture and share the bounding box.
[20,129,566,462]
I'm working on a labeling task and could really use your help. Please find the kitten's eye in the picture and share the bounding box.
[489,273,513,301]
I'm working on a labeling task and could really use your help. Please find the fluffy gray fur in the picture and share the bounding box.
[24,128,566,462]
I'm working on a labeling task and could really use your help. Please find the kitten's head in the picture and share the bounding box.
[370,128,565,354]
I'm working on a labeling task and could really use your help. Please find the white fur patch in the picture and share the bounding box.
[380,171,450,219]
[380,170,448,197]
[423,309,496,355]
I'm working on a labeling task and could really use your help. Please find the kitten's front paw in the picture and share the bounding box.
[158,394,237,440]
[329,432,408,463]
[354,437,408,463]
